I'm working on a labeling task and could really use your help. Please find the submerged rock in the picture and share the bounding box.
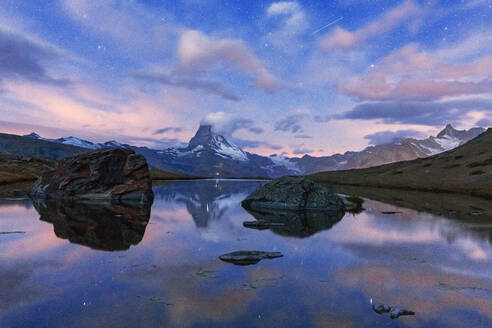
[370,298,391,314]
[219,251,283,266]
[33,199,151,251]
[241,176,345,213]
[31,148,153,204]
[370,298,415,319]
[390,308,415,319]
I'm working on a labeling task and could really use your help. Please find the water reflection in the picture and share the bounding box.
[153,179,263,229]
[243,208,344,238]
[32,200,152,251]
[1,180,492,327]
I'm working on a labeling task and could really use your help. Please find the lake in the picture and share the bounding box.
[1,179,492,327]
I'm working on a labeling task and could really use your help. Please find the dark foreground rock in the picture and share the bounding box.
[33,199,151,251]
[241,176,345,213]
[219,251,283,265]
[31,148,153,203]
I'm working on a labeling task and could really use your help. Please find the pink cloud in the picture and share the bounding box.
[339,44,492,101]
[320,0,423,52]
[178,30,289,93]
[0,80,194,145]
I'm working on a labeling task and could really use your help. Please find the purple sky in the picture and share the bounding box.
[0,0,491,156]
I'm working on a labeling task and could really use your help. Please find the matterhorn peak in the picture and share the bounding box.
[184,124,248,161]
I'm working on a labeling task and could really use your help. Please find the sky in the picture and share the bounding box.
[0,0,491,156]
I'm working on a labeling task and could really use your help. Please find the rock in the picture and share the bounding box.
[241,176,345,213]
[390,308,415,319]
[340,195,365,213]
[219,251,283,266]
[33,199,151,251]
[370,298,415,319]
[370,298,391,314]
[31,148,153,203]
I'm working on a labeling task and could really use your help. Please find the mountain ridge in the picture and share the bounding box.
[0,124,486,178]
[309,128,492,199]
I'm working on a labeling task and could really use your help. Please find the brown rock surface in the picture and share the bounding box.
[31,148,153,203]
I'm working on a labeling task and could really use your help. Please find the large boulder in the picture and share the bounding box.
[31,148,153,203]
[241,176,345,213]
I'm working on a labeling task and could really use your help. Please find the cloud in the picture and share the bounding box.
[153,127,183,135]
[201,112,262,137]
[248,127,264,134]
[263,1,309,54]
[267,2,301,16]
[123,136,185,149]
[336,99,492,126]
[364,129,426,145]
[294,134,312,139]
[131,71,239,101]
[476,117,492,127]
[233,138,282,150]
[320,0,424,52]
[274,113,310,133]
[0,80,188,146]
[0,29,69,85]
[178,30,289,93]
[266,2,307,50]
[292,147,313,155]
[339,43,492,102]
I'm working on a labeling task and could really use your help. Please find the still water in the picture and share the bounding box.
[1,180,492,327]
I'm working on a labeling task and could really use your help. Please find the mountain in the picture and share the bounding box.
[131,125,295,178]
[310,128,492,199]
[0,124,485,178]
[25,133,125,150]
[0,132,89,159]
[273,124,486,174]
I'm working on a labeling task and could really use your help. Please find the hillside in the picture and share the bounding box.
[149,167,200,180]
[0,132,89,159]
[0,153,56,185]
[309,128,492,199]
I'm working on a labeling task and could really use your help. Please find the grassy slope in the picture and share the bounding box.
[0,154,56,185]
[309,128,492,199]
[0,132,89,159]
[150,167,200,180]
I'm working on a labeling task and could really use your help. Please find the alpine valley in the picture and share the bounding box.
[0,124,485,178]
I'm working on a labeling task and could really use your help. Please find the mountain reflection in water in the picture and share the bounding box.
[1,179,492,327]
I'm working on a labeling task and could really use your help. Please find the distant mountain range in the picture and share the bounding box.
[0,124,485,178]
[310,127,492,199]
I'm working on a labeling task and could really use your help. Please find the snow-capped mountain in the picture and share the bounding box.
[269,124,486,174]
[24,133,126,150]
[174,125,248,161]
[13,124,486,178]
[134,125,295,177]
